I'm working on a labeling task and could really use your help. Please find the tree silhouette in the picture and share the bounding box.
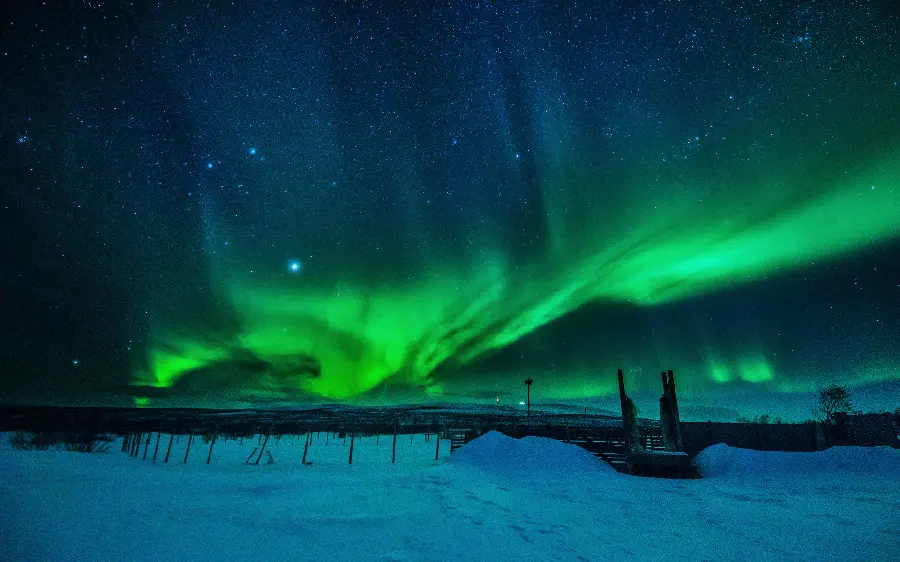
[815,384,854,423]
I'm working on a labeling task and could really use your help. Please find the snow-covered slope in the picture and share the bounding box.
[697,442,900,478]
[448,430,616,476]
[1,433,897,561]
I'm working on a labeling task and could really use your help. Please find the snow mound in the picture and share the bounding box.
[448,431,616,475]
[696,444,900,478]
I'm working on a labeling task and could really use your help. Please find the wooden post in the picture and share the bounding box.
[164,433,175,463]
[302,430,310,465]
[255,433,270,465]
[348,433,355,464]
[122,434,129,452]
[659,371,675,451]
[152,433,161,463]
[183,433,193,464]
[325,431,329,446]
[142,433,151,460]
[245,448,258,464]
[207,433,217,464]
[668,370,682,451]
[392,424,398,464]
[435,431,440,460]
[376,434,380,445]
[618,368,633,454]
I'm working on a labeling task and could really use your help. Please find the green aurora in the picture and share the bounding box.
[141,147,900,401]
[4,0,899,413]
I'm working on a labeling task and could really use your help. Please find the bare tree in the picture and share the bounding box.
[815,384,854,423]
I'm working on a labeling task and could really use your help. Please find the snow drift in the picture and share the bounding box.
[696,443,900,478]
[447,430,616,475]
[3,433,899,561]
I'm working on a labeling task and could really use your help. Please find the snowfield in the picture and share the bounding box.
[1,431,898,561]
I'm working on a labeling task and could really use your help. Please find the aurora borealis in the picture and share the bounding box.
[2,1,899,417]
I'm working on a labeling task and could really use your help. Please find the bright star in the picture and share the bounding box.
[288,260,302,273]
[206,162,214,169]
[72,359,80,366]
[248,147,257,155]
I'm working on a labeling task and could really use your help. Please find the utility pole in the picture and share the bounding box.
[524,378,534,417]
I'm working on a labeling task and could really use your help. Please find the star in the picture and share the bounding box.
[248,147,257,155]
[206,162,214,169]
[72,359,80,366]
[287,260,302,273]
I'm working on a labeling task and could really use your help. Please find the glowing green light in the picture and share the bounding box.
[737,358,774,383]
[710,362,732,383]
[142,147,900,399]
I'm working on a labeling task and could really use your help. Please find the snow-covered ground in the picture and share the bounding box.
[1,431,898,561]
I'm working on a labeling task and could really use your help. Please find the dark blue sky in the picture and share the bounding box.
[1,0,898,418]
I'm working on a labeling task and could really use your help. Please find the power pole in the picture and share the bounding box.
[524,378,534,417]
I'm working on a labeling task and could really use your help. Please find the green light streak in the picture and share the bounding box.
[140,149,900,399]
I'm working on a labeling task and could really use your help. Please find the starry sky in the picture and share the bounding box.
[2,0,899,419]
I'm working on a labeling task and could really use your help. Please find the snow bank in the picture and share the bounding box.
[696,443,900,478]
[447,431,616,475]
[3,433,899,561]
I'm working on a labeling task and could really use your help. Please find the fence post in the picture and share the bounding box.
[348,433,355,465]
[152,432,161,463]
[207,433,217,464]
[164,433,175,463]
[183,433,193,464]
[142,433,151,460]
[392,424,398,464]
[302,430,310,465]
[255,433,270,465]
[435,430,440,461]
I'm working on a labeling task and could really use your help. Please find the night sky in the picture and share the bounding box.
[2,1,899,419]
